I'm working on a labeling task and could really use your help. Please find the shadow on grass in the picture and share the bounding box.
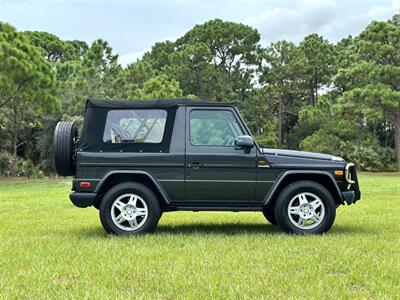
[156,223,281,235]
[72,223,280,238]
[73,222,372,238]
[330,224,375,235]
[156,223,373,236]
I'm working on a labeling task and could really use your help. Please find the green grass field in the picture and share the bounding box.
[1,173,400,299]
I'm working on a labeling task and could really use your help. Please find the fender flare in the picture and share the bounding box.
[95,170,171,204]
[263,170,344,206]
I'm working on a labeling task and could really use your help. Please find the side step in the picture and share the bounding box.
[169,206,264,212]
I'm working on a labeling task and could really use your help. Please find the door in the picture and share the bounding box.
[185,107,257,203]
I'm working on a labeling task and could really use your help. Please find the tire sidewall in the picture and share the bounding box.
[274,181,336,234]
[53,121,77,176]
[99,182,161,235]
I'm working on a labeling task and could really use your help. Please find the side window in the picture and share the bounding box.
[190,110,245,146]
[103,109,167,144]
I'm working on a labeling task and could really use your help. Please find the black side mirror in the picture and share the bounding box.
[235,135,254,149]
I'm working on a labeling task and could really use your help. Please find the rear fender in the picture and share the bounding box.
[95,170,171,205]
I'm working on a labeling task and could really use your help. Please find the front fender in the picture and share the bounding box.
[263,170,344,206]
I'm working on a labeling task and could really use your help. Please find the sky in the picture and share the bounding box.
[1,0,399,66]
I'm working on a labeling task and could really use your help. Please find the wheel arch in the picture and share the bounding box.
[94,170,171,209]
[263,171,344,209]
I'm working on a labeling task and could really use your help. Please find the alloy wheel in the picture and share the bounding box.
[287,192,325,230]
[111,193,148,231]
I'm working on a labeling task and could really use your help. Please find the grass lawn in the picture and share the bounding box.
[1,173,400,299]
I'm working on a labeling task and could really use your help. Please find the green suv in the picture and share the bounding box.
[54,98,361,235]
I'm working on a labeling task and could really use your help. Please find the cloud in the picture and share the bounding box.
[244,0,337,43]
[117,36,178,66]
[118,49,149,67]
[244,0,399,44]
[326,1,400,40]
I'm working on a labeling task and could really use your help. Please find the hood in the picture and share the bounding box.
[261,148,344,162]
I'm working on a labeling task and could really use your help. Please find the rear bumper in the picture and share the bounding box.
[69,192,96,208]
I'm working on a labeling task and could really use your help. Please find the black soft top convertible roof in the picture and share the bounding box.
[86,98,234,110]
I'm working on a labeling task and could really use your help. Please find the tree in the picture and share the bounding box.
[299,34,337,105]
[260,41,307,147]
[122,60,155,98]
[131,74,183,100]
[142,41,175,73]
[239,89,278,147]
[335,16,400,170]
[168,42,213,98]
[0,22,59,175]
[176,19,261,101]
[23,31,81,62]
[59,39,123,116]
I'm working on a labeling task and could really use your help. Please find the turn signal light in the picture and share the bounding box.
[80,182,91,188]
[334,170,344,176]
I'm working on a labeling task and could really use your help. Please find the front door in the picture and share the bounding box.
[185,107,257,203]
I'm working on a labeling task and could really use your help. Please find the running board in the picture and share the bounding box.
[169,206,264,212]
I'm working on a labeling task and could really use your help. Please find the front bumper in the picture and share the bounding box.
[69,192,96,208]
[342,163,361,205]
[341,190,355,205]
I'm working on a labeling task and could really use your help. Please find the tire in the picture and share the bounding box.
[53,121,78,176]
[274,180,336,234]
[93,199,101,210]
[99,182,161,235]
[262,209,277,225]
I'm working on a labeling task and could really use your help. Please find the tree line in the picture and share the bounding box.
[0,15,399,177]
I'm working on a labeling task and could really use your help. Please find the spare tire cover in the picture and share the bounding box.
[53,121,78,176]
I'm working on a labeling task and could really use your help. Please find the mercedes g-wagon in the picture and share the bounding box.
[54,98,361,235]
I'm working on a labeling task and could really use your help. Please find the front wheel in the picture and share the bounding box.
[99,182,161,235]
[274,181,336,234]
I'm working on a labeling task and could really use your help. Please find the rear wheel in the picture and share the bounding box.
[274,181,336,234]
[99,182,161,235]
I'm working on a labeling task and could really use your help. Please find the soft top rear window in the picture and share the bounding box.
[103,109,167,144]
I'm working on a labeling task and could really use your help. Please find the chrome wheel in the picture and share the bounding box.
[111,193,148,231]
[287,192,325,230]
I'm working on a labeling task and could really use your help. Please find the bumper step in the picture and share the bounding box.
[69,192,96,208]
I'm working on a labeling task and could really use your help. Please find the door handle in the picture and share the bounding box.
[188,162,202,169]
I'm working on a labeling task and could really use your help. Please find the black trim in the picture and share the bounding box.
[352,167,361,201]
[95,170,171,204]
[86,98,234,110]
[79,106,176,153]
[266,163,344,169]
[341,191,355,205]
[79,162,182,167]
[263,170,344,205]
[70,192,96,208]
[169,206,263,212]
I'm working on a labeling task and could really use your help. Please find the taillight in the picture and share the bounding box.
[80,182,91,188]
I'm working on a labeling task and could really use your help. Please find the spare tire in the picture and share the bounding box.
[53,121,78,176]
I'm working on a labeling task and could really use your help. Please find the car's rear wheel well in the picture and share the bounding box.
[265,173,343,210]
[94,173,168,210]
